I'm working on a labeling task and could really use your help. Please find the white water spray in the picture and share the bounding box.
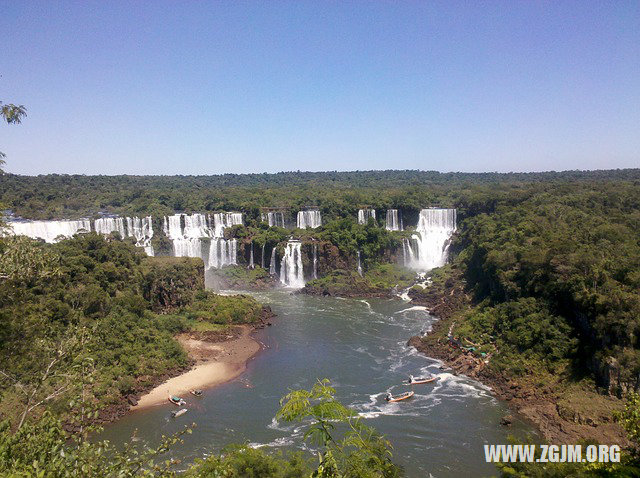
[163,212,242,268]
[269,247,277,276]
[262,212,285,228]
[357,209,376,225]
[6,219,91,243]
[385,209,402,231]
[297,210,321,229]
[405,209,456,271]
[95,216,154,255]
[280,241,305,288]
[313,243,318,279]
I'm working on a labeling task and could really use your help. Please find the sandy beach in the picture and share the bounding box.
[133,325,261,409]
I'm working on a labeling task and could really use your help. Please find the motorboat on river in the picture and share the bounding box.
[405,374,438,385]
[385,391,414,402]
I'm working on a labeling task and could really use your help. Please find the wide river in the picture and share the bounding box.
[101,290,533,476]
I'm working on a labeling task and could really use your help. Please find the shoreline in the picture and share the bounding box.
[131,325,262,410]
[405,282,629,446]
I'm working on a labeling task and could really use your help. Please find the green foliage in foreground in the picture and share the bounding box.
[185,445,310,478]
[0,380,401,477]
[275,379,401,478]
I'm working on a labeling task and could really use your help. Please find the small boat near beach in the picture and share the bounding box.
[168,395,186,406]
[385,391,414,402]
[171,408,188,418]
[405,374,438,385]
[190,389,203,397]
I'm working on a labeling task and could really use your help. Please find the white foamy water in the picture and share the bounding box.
[357,208,376,225]
[163,213,242,268]
[405,208,456,271]
[297,210,321,229]
[280,241,305,288]
[6,219,91,243]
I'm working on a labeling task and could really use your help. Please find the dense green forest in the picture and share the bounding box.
[0,234,266,427]
[447,177,640,392]
[1,169,638,222]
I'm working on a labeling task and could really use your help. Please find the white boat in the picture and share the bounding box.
[171,408,188,418]
[405,374,438,385]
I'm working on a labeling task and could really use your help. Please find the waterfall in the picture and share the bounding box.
[126,216,155,256]
[280,241,305,288]
[402,238,407,264]
[262,212,285,228]
[248,242,254,269]
[94,217,126,237]
[357,209,376,225]
[6,219,91,243]
[312,243,317,279]
[402,237,415,266]
[269,247,277,276]
[297,210,321,229]
[164,215,183,238]
[208,238,237,269]
[261,243,265,269]
[173,238,203,258]
[210,212,243,237]
[406,208,456,271]
[163,212,242,268]
[357,250,363,277]
[95,216,154,256]
[385,209,401,231]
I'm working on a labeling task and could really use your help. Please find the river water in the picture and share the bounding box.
[101,290,533,476]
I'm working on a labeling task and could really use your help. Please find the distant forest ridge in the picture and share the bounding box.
[1,168,639,221]
[3,168,640,184]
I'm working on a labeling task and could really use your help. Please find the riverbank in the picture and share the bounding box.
[132,325,262,409]
[406,269,629,446]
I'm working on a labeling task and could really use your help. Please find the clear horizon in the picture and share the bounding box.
[1,1,639,175]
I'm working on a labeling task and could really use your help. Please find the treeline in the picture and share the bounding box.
[2,169,638,221]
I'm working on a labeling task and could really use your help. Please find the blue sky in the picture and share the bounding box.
[1,1,638,175]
